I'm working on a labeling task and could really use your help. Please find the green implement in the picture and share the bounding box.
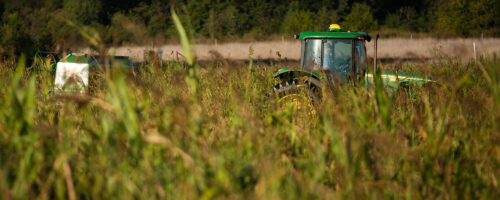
[33,51,137,94]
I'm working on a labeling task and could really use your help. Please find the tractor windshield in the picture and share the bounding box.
[302,39,353,74]
[323,39,352,74]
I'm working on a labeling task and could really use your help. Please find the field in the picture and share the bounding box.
[2,0,500,198]
[0,44,499,199]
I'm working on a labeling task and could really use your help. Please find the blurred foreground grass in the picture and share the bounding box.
[0,54,499,199]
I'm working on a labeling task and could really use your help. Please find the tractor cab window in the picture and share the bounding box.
[323,39,352,74]
[303,39,322,70]
[302,38,367,75]
[355,40,367,73]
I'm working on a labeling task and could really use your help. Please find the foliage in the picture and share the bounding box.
[1,48,499,199]
[207,8,235,39]
[132,1,170,38]
[343,3,378,32]
[0,1,499,198]
[63,0,103,25]
[316,6,339,31]
[281,1,315,34]
[0,0,499,56]
[0,13,30,55]
[384,13,402,29]
[435,0,499,36]
[385,7,423,31]
[107,13,137,44]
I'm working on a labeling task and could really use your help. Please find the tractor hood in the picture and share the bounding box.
[275,68,434,86]
[365,70,435,91]
[366,70,434,84]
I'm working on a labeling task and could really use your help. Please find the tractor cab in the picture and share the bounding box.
[274,24,371,87]
[298,31,370,83]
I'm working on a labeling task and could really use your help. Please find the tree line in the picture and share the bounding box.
[1,0,499,56]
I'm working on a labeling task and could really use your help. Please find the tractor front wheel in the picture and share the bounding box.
[272,78,321,121]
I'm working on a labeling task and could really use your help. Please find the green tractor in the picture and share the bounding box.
[272,24,434,112]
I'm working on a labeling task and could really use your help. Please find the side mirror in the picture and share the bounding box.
[293,34,300,39]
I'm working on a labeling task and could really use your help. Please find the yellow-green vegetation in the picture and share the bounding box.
[0,51,499,199]
[2,0,500,56]
[1,9,500,198]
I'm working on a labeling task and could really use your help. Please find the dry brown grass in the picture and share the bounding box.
[99,38,500,62]
[3,39,500,199]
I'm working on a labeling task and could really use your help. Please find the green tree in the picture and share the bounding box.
[205,5,238,40]
[242,0,286,37]
[316,6,339,31]
[131,1,170,38]
[435,0,497,36]
[343,3,378,32]
[0,2,4,21]
[384,13,401,29]
[281,1,314,34]
[107,12,149,44]
[184,0,210,36]
[385,6,420,31]
[336,0,350,20]
[63,0,102,24]
[0,12,34,55]
[399,7,419,30]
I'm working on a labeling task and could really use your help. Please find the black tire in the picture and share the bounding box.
[272,77,322,105]
[271,77,322,121]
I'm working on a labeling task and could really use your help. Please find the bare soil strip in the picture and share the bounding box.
[105,38,500,62]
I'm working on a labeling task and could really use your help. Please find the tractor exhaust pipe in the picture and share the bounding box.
[373,34,379,74]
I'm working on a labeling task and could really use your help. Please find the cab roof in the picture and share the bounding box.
[299,32,371,41]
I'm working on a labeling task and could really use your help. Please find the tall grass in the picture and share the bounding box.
[0,51,498,199]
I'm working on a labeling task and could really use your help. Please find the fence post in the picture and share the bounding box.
[473,42,477,64]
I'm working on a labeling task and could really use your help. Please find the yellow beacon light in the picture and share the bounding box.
[329,24,341,32]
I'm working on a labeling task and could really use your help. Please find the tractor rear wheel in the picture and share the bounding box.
[272,78,321,120]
